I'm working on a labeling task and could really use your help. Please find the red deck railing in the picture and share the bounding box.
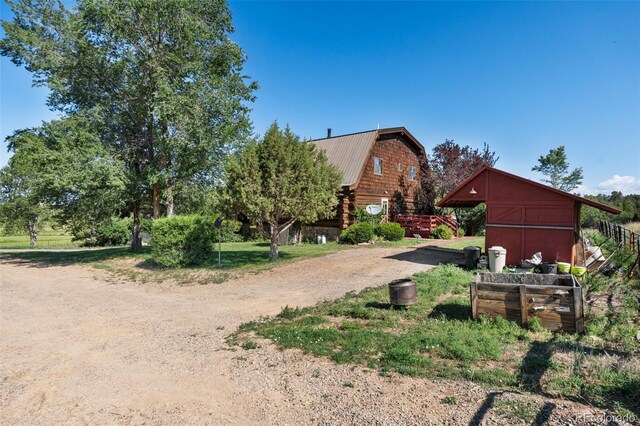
[392,214,459,238]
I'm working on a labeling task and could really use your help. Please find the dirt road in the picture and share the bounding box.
[0,247,618,425]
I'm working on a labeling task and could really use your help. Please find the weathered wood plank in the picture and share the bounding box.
[519,285,528,325]
[537,318,575,333]
[477,290,520,302]
[574,286,584,333]
[530,310,575,324]
[470,280,478,320]
[477,298,520,311]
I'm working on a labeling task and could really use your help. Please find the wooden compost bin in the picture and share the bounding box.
[471,273,584,333]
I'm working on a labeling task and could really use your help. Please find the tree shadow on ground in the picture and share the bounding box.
[0,247,150,268]
[428,302,472,321]
[468,391,502,426]
[1,244,298,272]
[384,247,465,267]
[364,302,394,310]
[468,392,557,426]
[518,338,639,418]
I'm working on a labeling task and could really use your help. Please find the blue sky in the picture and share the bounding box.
[2,1,639,194]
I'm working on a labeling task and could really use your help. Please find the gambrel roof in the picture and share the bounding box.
[309,127,425,188]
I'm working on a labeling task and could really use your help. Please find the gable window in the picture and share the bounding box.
[409,165,416,181]
[374,157,383,175]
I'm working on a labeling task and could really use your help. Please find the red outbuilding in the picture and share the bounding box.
[437,166,620,266]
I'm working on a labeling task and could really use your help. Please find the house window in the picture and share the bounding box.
[397,163,403,172]
[409,165,416,181]
[374,157,383,175]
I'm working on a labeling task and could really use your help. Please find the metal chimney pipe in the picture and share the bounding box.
[327,128,332,138]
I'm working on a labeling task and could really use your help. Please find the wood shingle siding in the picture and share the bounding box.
[307,127,426,233]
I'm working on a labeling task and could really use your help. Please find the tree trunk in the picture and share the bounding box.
[152,185,160,219]
[131,202,142,249]
[166,183,175,217]
[269,222,279,261]
[27,219,38,246]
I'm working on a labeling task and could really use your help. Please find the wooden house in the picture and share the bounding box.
[437,166,620,266]
[304,127,426,239]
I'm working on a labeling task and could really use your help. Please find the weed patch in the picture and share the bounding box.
[235,264,640,415]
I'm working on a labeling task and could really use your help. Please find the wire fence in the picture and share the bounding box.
[597,220,640,254]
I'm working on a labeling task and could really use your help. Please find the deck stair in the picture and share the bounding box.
[392,214,459,238]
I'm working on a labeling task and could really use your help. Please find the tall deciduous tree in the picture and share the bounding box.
[416,140,498,215]
[532,146,583,192]
[1,0,257,248]
[2,115,127,241]
[0,162,49,246]
[223,123,343,260]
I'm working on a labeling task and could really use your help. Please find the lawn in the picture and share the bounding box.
[234,261,639,418]
[1,239,422,285]
[435,236,485,251]
[0,229,79,249]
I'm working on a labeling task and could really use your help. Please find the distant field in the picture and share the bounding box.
[625,222,640,233]
[0,230,79,249]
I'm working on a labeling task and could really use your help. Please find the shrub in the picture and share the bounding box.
[376,222,405,241]
[339,222,374,244]
[350,207,383,224]
[457,228,465,238]
[152,215,215,267]
[94,219,130,246]
[431,224,454,240]
[214,216,243,242]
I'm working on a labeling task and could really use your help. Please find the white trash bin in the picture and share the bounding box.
[488,246,507,273]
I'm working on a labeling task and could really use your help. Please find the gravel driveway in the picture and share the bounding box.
[0,247,619,425]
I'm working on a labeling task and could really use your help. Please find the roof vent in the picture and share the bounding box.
[327,128,332,138]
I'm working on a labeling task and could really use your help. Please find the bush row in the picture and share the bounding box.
[151,215,243,267]
[339,222,405,244]
[430,224,454,239]
[82,214,243,249]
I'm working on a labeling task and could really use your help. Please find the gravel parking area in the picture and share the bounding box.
[0,247,624,425]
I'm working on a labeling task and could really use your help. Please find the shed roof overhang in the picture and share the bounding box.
[436,166,621,215]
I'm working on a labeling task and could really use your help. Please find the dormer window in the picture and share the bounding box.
[374,157,383,175]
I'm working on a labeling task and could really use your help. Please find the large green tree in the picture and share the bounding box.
[223,123,343,260]
[1,0,257,248]
[2,115,127,242]
[0,160,49,246]
[415,140,498,231]
[532,145,583,192]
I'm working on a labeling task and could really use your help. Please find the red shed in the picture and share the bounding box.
[437,166,620,266]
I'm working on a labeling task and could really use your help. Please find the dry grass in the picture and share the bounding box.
[624,222,640,233]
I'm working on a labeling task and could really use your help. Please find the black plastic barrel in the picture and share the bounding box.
[464,246,482,269]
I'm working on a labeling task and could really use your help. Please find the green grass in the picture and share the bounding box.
[1,241,340,267]
[435,236,485,251]
[1,236,426,286]
[1,246,151,264]
[0,229,79,249]
[494,399,538,423]
[234,263,640,415]
[1,241,348,285]
[363,238,427,248]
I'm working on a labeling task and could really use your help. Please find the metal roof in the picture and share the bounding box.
[309,130,378,187]
[309,127,426,188]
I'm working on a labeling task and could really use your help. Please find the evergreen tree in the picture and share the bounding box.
[223,123,343,260]
[532,145,583,192]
